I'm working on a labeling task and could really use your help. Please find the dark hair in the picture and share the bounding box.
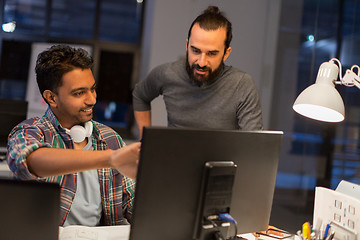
[35,45,93,98]
[187,6,232,51]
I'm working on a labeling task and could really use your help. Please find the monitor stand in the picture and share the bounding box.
[193,161,237,240]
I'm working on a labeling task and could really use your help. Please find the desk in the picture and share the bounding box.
[0,146,11,177]
[59,225,131,240]
[58,225,260,240]
[0,160,12,178]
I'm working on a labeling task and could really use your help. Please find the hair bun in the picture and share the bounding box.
[204,6,220,15]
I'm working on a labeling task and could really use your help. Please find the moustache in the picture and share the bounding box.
[194,64,210,71]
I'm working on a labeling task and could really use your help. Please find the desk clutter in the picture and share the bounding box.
[297,180,360,240]
[297,222,335,240]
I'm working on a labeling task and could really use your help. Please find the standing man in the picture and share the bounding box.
[133,6,263,137]
[7,45,140,226]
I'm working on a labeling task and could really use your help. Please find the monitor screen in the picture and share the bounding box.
[130,127,283,240]
[0,178,60,240]
[0,99,28,148]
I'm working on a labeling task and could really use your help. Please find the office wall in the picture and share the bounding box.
[138,0,281,129]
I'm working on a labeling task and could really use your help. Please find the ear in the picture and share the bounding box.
[223,47,232,62]
[186,39,189,51]
[43,90,57,108]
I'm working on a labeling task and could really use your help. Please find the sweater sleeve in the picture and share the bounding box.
[236,73,264,131]
[132,65,164,111]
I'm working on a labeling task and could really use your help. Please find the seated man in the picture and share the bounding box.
[6,45,140,226]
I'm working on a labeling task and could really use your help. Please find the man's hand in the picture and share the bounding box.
[109,142,141,179]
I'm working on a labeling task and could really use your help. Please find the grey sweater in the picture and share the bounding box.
[132,57,263,130]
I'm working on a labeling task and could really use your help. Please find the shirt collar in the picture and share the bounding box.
[44,107,63,130]
[44,107,103,141]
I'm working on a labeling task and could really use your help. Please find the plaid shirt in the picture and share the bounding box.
[6,107,135,226]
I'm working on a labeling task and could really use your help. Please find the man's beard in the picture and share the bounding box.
[186,53,224,87]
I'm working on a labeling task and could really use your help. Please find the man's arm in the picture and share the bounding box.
[133,65,166,138]
[27,142,141,179]
[134,110,151,139]
[237,73,264,130]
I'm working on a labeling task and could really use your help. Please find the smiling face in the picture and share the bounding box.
[186,23,232,86]
[43,68,97,129]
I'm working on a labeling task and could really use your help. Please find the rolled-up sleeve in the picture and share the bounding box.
[6,120,51,179]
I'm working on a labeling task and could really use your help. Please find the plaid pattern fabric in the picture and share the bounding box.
[6,107,135,226]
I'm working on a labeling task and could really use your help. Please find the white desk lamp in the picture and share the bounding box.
[293,58,360,122]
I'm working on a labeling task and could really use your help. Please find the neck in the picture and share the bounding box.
[73,138,88,150]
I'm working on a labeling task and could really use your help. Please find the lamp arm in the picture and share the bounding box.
[340,65,360,90]
[328,58,344,86]
[328,58,360,90]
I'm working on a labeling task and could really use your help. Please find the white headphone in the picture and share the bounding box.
[65,121,93,143]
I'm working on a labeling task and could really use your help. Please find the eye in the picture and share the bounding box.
[74,91,85,97]
[191,47,201,54]
[207,51,218,57]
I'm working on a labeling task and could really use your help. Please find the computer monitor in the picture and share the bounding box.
[0,99,28,148]
[130,127,283,240]
[0,178,60,240]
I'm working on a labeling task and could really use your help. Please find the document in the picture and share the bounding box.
[59,225,130,240]
[313,187,360,240]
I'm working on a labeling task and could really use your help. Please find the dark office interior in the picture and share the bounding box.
[1,0,360,234]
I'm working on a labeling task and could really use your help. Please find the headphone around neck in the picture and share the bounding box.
[65,121,93,143]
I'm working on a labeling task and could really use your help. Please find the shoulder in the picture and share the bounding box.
[9,116,50,136]
[92,121,118,136]
[149,57,185,76]
[141,58,186,89]
[222,65,257,88]
[17,117,41,128]
[92,121,125,148]
[223,65,250,79]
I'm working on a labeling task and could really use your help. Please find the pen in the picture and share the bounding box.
[323,224,331,239]
[314,218,322,240]
[325,231,335,240]
[302,222,311,240]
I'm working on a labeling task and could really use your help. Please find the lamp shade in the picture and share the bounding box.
[292,61,345,122]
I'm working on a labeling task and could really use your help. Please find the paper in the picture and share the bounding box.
[313,187,360,240]
[59,225,130,240]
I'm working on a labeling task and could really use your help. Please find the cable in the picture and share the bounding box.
[207,218,225,240]
[218,213,236,224]
[204,213,239,240]
[218,213,238,240]
[214,230,226,240]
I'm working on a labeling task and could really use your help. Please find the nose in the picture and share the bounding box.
[86,90,97,105]
[197,53,207,67]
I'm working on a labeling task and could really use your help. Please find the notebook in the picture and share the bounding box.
[0,178,60,240]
